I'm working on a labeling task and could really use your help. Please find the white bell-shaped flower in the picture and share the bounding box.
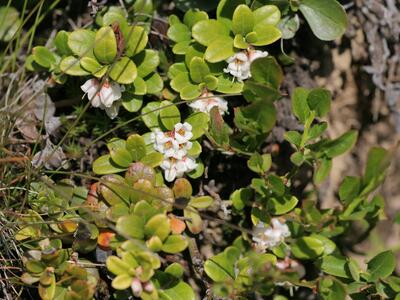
[188,92,228,115]
[224,49,269,81]
[81,78,124,119]
[174,122,193,144]
[252,218,290,252]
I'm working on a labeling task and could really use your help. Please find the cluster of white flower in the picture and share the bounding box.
[151,122,197,182]
[188,91,228,116]
[81,78,124,119]
[224,49,269,81]
[252,218,290,252]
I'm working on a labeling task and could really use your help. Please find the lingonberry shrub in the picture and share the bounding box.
[11,0,397,299]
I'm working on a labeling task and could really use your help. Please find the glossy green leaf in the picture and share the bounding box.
[93,154,126,174]
[185,112,209,140]
[68,29,95,57]
[32,46,56,68]
[123,25,148,57]
[122,93,143,112]
[80,56,103,73]
[314,157,332,184]
[324,130,358,158]
[134,49,160,78]
[250,56,283,89]
[247,153,272,174]
[204,246,240,282]
[125,134,146,161]
[252,23,282,46]
[320,255,351,278]
[167,22,191,43]
[60,56,90,76]
[232,5,254,35]
[189,57,210,83]
[110,147,133,168]
[367,250,396,282]
[291,87,310,123]
[161,235,189,254]
[109,57,137,84]
[145,214,171,241]
[307,88,331,117]
[159,101,181,130]
[106,256,131,276]
[205,36,235,63]
[299,0,347,41]
[144,72,163,94]
[140,152,164,168]
[112,274,133,290]
[253,5,281,26]
[116,214,145,239]
[267,194,298,215]
[142,102,161,130]
[192,19,229,46]
[291,236,325,259]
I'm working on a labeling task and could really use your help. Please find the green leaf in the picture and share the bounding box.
[142,102,161,130]
[253,5,281,26]
[68,29,95,57]
[234,34,249,49]
[217,0,247,27]
[362,147,391,194]
[93,154,126,174]
[106,256,131,276]
[112,274,133,290]
[140,152,164,168]
[189,57,210,83]
[237,100,276,134]
[252,23,282,46]
[122,93,143,112]
[159,278,195,300]
[80,56,103,74]
[144,214,171,241]
[116,214,145,239]
[126,134,146,161]
[291,236,325,259]
[232,5,254,35]
[181,85,202,100]
[161,235,189,254]
[110,147,133,168]
[187,161,204,179]
[291,87,310,123]
[367,250,396,282]
[32,46,56,69]
[159,101,181,130]
[231,188,253,210]
[192,19,229,46]
[216,74,244,94]
[299,0,348,41]
[247,153,272,174]
[134,49,160,78]
[167,22,191,43]
[320,255,351,278]
[205,36,235,63]
[123,25,148,57]
[185,112,209,140]
[308,122,328,140]
[172,40,192,55]
[324,130,358,158]
[60,56,90,76]
[144,72,163,94]
[189,196,213,209]
[250,56,283,89]
[267,194,298,215]
[284,131,302,147]
[307,88,331,117]
[109,57,137,84]
[314,157,332,184]
[204,246,240,282]
[99,174,130,206]
[339,176,361,204]
[267,174,285,196]
[183,9,209,29]
[165,263,184,278]
[94,26,117,64]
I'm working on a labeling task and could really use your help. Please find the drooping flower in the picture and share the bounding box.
[224,51,251,81]
[224,49,269,81]
[80,78,124,119]
[174,122,193,144]
[252,218,290,252]
[151,123,197,182]
[188,91,228,115]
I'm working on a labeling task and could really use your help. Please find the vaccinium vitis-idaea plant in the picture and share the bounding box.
[19,0,399,299]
